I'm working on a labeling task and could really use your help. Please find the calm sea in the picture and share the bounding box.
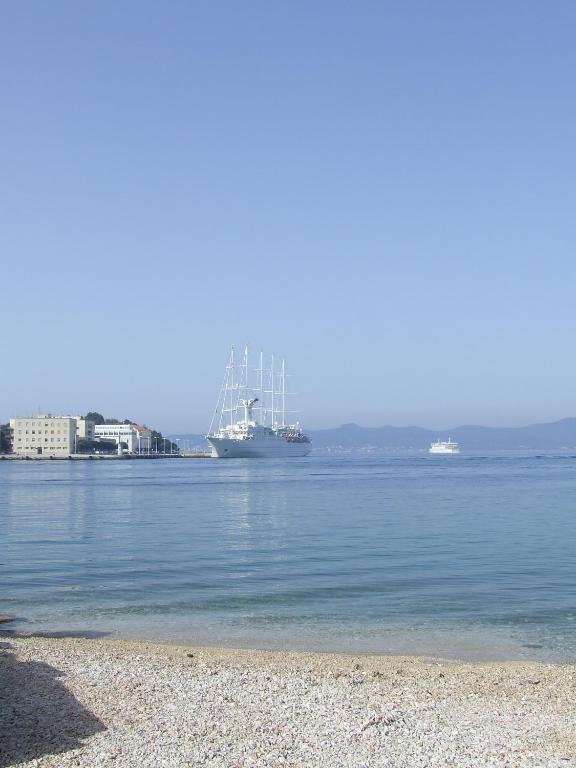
[1,453,575,660]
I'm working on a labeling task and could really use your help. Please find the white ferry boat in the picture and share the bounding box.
[429,438,460,454]
[206,348,311,459]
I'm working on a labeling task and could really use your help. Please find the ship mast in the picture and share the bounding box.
[270,354,275,428]
[259,350,264,426]
[210,347,301,436]
[244,346,249,394]
[241,345,249,416]
[229,346,235,427]
[281,359,286,427]
[230,346,249,423]
[209,348,233,435]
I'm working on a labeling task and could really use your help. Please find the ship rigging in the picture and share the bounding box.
[206,348,311,458]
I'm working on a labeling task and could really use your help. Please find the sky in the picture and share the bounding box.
[1,1,576,432]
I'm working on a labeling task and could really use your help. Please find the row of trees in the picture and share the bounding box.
[75,438,118,454]
[0,424,11,453]
[85,412,130,426]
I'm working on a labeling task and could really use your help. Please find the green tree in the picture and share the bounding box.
[0,424,12,454]
[77,438,116,454]
[85,412,105,425]
[150,429,179,453]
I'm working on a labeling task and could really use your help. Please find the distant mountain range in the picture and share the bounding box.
[310,418,576,450]
[171,418,576,451]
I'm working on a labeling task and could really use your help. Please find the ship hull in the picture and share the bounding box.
[207,436,312,458]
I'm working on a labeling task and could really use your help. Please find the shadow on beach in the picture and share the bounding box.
[0,642,105,767]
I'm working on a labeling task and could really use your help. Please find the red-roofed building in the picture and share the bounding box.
[132,423,152,453]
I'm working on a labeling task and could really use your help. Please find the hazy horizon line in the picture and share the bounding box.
[167,414,576,436]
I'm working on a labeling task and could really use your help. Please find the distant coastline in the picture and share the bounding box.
[170,416,576,452]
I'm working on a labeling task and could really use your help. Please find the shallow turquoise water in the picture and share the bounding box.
[1,453,575,660]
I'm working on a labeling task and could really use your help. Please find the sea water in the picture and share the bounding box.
[1,453,575,661]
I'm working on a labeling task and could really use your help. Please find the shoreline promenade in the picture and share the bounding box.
[0,452,211,461]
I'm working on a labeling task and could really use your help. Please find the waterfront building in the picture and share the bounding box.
[94,423,151,454]
[132,423,152,453]
[10,415,77,455]
[59,415,96,442]
[74,417,95,441]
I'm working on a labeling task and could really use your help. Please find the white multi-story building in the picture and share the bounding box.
[60,416,96,441]
[94,423,152,454]
[10,415,77,456]
[74,417,95,441]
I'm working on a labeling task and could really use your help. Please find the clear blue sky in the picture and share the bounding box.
[2,1,575,432]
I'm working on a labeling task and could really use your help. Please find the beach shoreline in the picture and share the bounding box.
[1,635,575,767]
[2,619,572,664]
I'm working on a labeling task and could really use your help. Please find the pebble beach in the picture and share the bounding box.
[1,635,575,767]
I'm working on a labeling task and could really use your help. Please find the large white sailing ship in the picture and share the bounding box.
[206,348,312,458]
